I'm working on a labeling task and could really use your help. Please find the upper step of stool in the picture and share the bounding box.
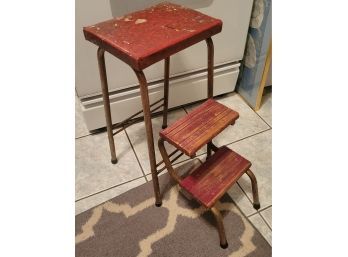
[83,2,222,70]
[180,146,251,208]
[160,99,239,157]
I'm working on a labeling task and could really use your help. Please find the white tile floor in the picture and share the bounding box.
[75,90,272,245]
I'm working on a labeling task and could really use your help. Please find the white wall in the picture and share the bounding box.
[75,0,253,97]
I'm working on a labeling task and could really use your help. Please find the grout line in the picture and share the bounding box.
[75,133,92,140]
[253,109,272,129]
[234,92,272,129]
[247,205,272,218]
[237,181,254,205]
[75,175,145,202]
[247,212,272,244]
[237,180,272,231]
[124,127,148,182]
[226,128,272,147]
[244,90,272,129]
[247,212,259,218]
[258,204,272,213]
[259,211,272,231]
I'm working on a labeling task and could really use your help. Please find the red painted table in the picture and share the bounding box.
[83,2,222,206]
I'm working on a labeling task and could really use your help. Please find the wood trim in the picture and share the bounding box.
[255,40,272,111]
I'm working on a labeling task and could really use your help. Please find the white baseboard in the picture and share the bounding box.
[80,63,240,131]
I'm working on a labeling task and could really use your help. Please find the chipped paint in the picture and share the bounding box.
[135,19,147,24]
[183,29,196,33]
[83,2,222,70]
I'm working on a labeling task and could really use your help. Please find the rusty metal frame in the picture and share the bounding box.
[133,69,162,206]
[96,36,217,208]
[156,148,184,175]
[162,57,170,129]
[211,206,228,249]
[158,138,182,183]
[112,98,165,136]
[97,48,118,164]
[206,38,214,160]
[246,169,261,210]
[97,47,172,207]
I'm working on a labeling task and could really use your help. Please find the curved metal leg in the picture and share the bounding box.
[246,169,260,210]
[133,69,162,207]
[162,57,170,129]
[97,47,117,164]
[158,138,182,183]
[211,206,228,249]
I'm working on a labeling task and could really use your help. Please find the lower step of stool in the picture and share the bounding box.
[180,146,251,208]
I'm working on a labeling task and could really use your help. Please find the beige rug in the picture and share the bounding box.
[75,160,271,257]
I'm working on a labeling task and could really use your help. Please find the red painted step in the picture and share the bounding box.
[160,99,239,157]
[180,146,251,208]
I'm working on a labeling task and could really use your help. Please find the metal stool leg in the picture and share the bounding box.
[246,169,261,210]
[206,37,214,99]
[133,69,162,207]
[162,57,170,129]
[97,47,117,164]
[158,138,182,183]
[206,38,214,158]
[211,206,228,249]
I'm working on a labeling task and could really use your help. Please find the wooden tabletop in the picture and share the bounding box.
[83,2,222,70]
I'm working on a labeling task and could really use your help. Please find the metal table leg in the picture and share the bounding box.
[162,57,170,129]
[206,38,215,159]
[133,69,162,207]
[97,47,117,164]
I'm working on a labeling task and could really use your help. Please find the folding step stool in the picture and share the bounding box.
[158,79,261,249]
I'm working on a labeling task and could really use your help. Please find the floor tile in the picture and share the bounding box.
[75,95,90,138]
[227,184,257,217]
[249,213,272,245]
[126,108,190,175]
[75,131,144,200]
[227,130,272,209]
[184,93,270,147]
[260,206,272,228]
[75,177,146,215]
[256,91,272,126]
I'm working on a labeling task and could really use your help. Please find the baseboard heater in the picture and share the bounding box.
[80,62,240,131]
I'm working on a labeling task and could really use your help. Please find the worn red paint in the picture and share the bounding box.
[180,146,252,208]
[160,99,239,157]
[83,2,222,70]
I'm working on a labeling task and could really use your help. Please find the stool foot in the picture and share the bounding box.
[246,169,260,211]
[111,158,118,164]
[211,206,228,249]
[220,243,228,249]
[155,202,162,207]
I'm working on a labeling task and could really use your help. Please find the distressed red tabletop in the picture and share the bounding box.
[83,2,222,70]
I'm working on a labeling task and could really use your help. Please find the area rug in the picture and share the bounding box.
[75,160,272,257]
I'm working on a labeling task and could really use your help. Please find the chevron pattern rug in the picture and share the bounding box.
[75,160,272,257]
